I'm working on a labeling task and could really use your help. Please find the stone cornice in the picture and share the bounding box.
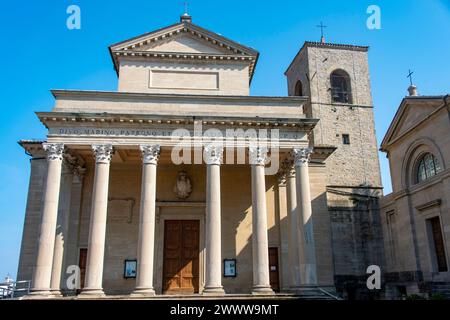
[36,112,318,131]
[285,41,369,75]
[18,140,46,158]
[114,51,256,77]
[51,89,308,104]
[416,199,441,212]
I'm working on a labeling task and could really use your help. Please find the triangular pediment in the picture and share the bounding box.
[110,22,258,56]
[381,97,444,150]
[143,34,230,54]
[109,21,259,81]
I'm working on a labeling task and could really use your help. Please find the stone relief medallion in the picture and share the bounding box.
[173,171,192,200]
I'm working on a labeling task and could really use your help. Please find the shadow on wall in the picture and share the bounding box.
[328,185,385,300]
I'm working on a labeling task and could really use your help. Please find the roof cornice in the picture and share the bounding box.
[36,111,319,131]
[51,89,308,104]
[285,41,369,75]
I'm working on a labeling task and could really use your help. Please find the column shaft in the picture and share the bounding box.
[250,147,274,295]
[294,148,317,285]
[286,170,301,288]
[133,145,159,296]
[30,143,64,296]
[80,145,113,296]
[203,145,224,295]
[50,168,74,295]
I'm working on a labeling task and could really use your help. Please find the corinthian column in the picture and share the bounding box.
[249,147,274,295]
[132,145,160,296]
[80,144,113,296]
[283,160,302,289]
[293,147,317,285]
[49,157,75,296]
[29,143,64,296]
[203,144,225,295]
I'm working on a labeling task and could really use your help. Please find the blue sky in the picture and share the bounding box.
[0,0,449,279]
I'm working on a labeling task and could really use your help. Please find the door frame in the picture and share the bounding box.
[162,220,201,294]
[154,202,206,295]
[268,247,280,292]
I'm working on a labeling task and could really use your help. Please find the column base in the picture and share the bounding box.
[49,289,63,297]
[202,286,225,296]
[78,288,105,299]
[251,285,274,295]
[131,288,156,297]
[25,289,55,299]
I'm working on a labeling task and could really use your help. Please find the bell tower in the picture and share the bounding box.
[285,41,382,195]
[285,41,386,297]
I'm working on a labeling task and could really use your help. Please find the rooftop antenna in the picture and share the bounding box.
[317,21,327,43]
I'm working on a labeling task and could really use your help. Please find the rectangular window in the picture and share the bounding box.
[427,217,448,272]
[342,134,350,145]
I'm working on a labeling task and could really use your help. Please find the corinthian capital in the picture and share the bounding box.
[293,147,313,166]
[249,146,268,166]
[204,144,223,165]
[43,143,64,161]
[281,158,296,177]
[140,145,161,165]
[92,144,114,164]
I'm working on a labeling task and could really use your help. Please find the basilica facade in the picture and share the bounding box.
[17,14,385,299]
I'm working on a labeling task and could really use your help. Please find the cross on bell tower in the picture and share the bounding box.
[317,22,327,43]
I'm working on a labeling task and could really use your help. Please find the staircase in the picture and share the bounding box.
[430,283,450,299]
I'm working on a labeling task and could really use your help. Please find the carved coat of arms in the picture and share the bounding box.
[173,171,192,199]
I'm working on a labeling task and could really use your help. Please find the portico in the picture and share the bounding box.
[26,111,319,297]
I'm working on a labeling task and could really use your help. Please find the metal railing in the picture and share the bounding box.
[0,280,31,299]
[318,287,343,300]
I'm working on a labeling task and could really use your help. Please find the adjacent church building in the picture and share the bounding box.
[380,88,450,299]
[17,13,448,300]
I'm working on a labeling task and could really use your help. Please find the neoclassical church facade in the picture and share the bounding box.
[380,89,450,299]
[17,14,386,299]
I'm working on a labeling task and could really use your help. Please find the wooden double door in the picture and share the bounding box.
[163,220,200,294]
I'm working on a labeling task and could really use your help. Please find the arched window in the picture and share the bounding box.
[295,80,303,96]
[416,153,442,183]
[330,70,352,103]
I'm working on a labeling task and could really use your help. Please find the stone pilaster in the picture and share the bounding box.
[133,145,160,296]
[203,144,225,295]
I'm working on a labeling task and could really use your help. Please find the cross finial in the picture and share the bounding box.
[180,1,192,23]
[317,21,327,43]
[407,69,414,86]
